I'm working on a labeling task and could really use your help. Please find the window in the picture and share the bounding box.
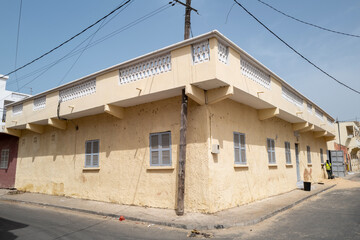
[307,146,311,164]
[285,142,291,164]
[320,148,324,164]
[267,138,276,164]
[150,132,171,166]
[85,140,99,168]
[234,132,246,164]
[0,149,9,169]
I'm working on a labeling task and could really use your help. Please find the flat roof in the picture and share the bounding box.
[6,30,334,121]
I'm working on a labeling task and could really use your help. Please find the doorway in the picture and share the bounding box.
[295,143,301,182]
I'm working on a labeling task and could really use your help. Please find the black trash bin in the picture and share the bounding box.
[304,181,311,191]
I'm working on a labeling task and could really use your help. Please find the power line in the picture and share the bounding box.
[4,0,132,77]
[14,0,23,90]
[7,1,173,88]
[13,1,175,92]
[57,0,134,86]
[256,0,360,38]
[233,0,360,95]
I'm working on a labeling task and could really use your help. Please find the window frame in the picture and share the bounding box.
[267,138,276,164]
[150,131,172,167]
[234,132,246,165]
[307,145,312,164]
[0,149,10,169]
[84,140,100,168]
[285,141,291,164]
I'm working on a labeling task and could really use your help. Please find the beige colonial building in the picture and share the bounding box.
[5,31,335,213]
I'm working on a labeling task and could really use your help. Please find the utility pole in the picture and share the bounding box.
[176,0,195,216]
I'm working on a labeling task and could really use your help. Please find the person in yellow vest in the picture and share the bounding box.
[325,160,332,179]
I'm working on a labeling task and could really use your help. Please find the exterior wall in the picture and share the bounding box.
[0,134,19,188]
[15,97,212,212]
[207,99,328,212]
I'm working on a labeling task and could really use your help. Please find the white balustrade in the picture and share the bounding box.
[218,41,228,64]
[119,53,171,85]
[59,79,96,102]
[12,104,23,116]
[307,103,312,113]
[315,108,324,120]
[192,40,210,64]
[241,59,271,89]
[33,96,46,110]
[282,86,303,108]
[327,117,333,125]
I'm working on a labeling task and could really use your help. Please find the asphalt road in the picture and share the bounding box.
[0,202,188,240]
[1,174,360,240]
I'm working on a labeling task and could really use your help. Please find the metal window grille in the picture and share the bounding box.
[85,140,99,168]
[285,141,291,164]
[267,138,276,164]
[0,149,9,169]
[150,132,171,166]
[307,146,311,163]
[234,132,246,164]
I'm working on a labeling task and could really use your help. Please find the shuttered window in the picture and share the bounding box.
[0,149,9,169]
[285,141,291,164]
[150,132,171,166]
[307,146,311,164]
[234,132,246,164]
[85,140,99,167]
[267,138,276,164]
[320,148,324,164]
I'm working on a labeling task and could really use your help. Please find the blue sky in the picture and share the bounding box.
[1,0,359,121]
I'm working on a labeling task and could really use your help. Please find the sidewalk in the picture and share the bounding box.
[0,183,335,230]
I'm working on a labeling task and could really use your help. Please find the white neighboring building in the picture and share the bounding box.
[0,75,30,131]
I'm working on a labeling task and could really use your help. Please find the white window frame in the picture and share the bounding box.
[285,141,291,164]
[85,140,99,168]
[307,146,312,164]
[320,148,324,164]
[267,138,276,164]
[150,132,172,166]
[234,132,246,164]
[0,149,10,169]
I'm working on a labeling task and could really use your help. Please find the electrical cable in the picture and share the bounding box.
[8,1,174,92]
[233,0,360,95]
[14,0,23,90]
[3,0,132,77]
[57,0,134,86]
[256,0,360,38]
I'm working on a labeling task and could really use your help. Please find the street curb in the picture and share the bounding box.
[0,184,336,230]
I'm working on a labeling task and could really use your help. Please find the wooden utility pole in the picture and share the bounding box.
[176,0,192,216]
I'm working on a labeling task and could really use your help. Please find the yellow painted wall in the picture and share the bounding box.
[206,99,328,212]
[15,96,328,213]
[15,97,211,211]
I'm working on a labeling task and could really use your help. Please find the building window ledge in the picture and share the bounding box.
[83,167,100,172]
[286,163,293,167]
[307,163,312,167]
[234,164,249,168]
[147,166,174,171]
[268,164,278,168]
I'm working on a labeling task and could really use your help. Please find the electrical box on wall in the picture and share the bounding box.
[211,144,220,154]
